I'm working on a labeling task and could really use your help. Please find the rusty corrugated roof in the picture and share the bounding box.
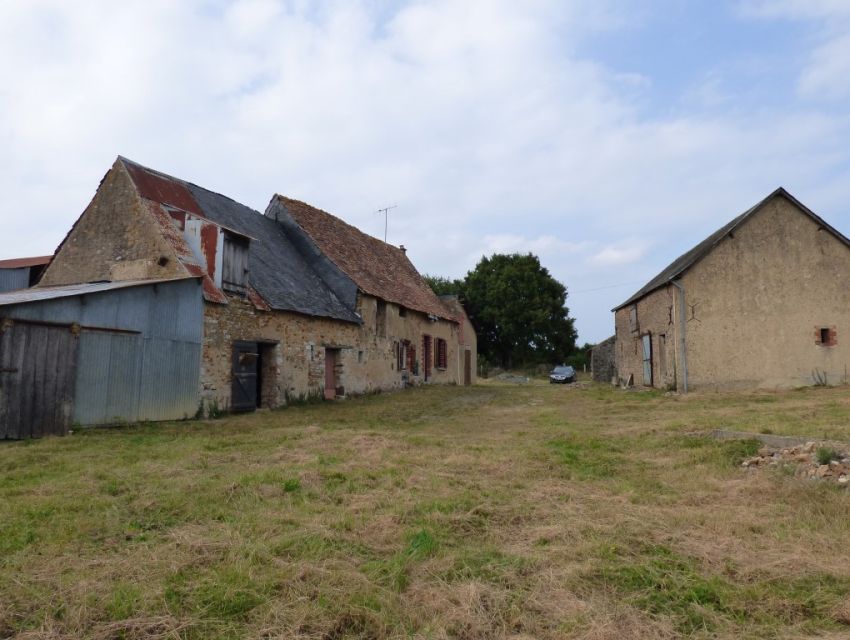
[0,255,52,269]
[275,196,454,320]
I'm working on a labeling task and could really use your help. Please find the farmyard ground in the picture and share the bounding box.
[2,380,850,639]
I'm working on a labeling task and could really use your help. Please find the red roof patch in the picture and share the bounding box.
[0,255,52,269]
[123,160,203,216]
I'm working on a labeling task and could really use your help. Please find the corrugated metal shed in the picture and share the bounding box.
[0,277,203,430]
[0,268,30,293]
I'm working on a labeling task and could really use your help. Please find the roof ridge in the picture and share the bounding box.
[276,194,406,254]
[612,187,838,311]
[118,156,262,215]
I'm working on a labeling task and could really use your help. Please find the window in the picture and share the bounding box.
[376,300,387,337]
[222,233,249,294]
[397,340,408,370]
[398,306,407,318]
[817,327,837,347]
[629,305,638,333]
[435,338,448,369]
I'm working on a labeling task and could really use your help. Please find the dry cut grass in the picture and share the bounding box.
[2,381,850,639]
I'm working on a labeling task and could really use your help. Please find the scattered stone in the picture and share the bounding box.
[739,441,850,486]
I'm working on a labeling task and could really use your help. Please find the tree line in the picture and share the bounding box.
[425,253,582,369]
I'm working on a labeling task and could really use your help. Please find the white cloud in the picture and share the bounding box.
[589,241,649,267]
[1,1,850,342]
[740,0,850,99]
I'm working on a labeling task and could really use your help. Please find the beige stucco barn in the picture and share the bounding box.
[613,188,850,391]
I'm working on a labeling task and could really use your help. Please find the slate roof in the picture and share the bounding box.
[274,196,454,320]
[0,256,52,269]
[119,158,360,323]
[613,187,850,311]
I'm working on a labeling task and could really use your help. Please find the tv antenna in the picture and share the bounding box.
[376,204,397,243]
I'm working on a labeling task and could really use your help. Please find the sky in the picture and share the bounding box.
[2,0,850,343]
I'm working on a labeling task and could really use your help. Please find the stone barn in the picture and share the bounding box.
[613,188,850,391]
[34,157,475,420]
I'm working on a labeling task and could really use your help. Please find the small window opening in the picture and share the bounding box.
[398,306,407,318]
[358,350,364,363]
[820,327,831,345]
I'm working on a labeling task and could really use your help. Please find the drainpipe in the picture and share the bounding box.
[670,280,689,393]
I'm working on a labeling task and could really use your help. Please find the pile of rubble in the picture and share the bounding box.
[742,441,850,485]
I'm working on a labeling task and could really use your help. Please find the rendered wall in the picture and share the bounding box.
[679,197,850,389]
[616,196,850,391]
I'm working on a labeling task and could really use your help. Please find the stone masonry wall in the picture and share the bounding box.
[40,160,185,287]
[201,292,463,411]
[614,285,679,389]
[591,335,616,383]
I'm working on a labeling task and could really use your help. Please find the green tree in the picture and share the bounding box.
[462,253,577,367]
[422,274,464,297]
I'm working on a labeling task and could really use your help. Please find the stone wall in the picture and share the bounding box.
[614,284,679,389]
[591,335,616,383]
[40,161,184,287]
[201,292,464,411]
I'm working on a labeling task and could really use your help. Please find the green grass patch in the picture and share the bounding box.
[587,543,850,635]
[547,436,626,480]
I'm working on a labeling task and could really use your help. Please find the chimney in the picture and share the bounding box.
[399,244,406,254]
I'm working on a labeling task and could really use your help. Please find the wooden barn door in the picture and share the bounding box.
[0,319,79,439]
[641,334,653,387]
[231,342,260,411]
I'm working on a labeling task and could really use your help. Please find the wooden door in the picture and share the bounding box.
[423,335,432,381]
[0,319,79,439]
[641,334,653,387]
[464,350,471,386]
[324,348,338,400]
[232,342,260,411]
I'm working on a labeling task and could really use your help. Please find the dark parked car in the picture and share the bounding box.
[549,365,576,384]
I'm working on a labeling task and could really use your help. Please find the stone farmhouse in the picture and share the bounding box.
[613,187,850,391]
[2,156,475,431]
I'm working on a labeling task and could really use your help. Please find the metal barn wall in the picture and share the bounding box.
[0,268,30,293]
[3,279,203,425]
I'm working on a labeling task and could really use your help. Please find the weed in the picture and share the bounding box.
[816,447,842,465]
[282,477,301,493]
[547,436,625,479]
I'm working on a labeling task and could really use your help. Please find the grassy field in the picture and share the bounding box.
[2,380,850,639]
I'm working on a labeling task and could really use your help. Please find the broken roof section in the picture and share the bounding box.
[118,157,360,323]
[269,196,453,320]
[613,187,850,311]
[0,256,52,269]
